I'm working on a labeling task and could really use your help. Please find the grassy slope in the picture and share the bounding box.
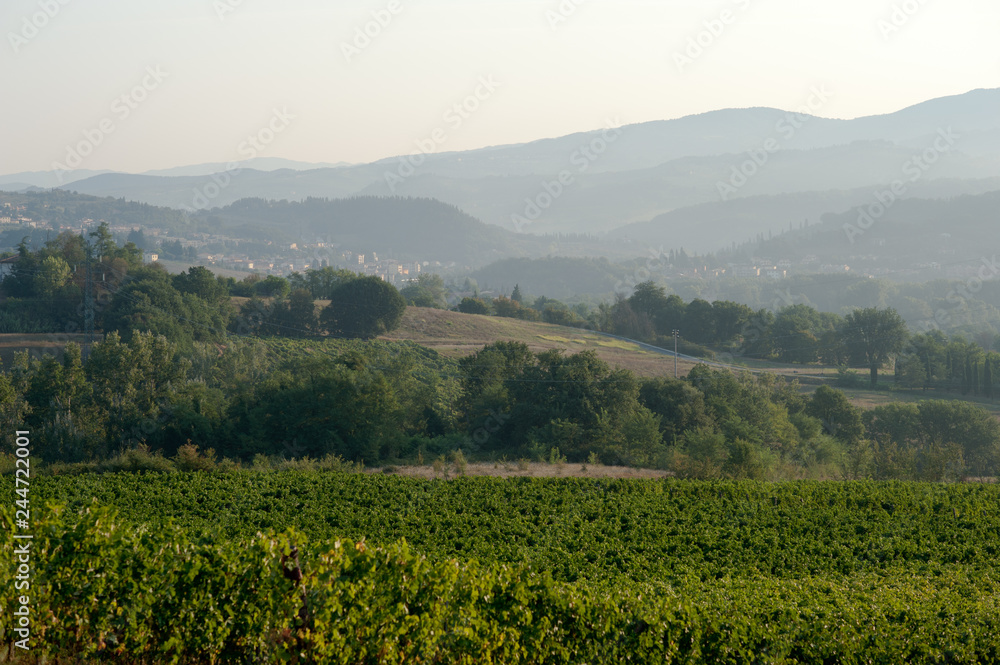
[7,305,999,417]
[384,308,1000,418]
[0,333,89,367]
[382,307,702,378]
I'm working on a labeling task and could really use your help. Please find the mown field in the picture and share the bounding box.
[385,307,704,378]
[3,472,1000,663]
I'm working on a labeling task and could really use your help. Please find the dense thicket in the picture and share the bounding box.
[3,240,1000,478]
[3,333,999,480]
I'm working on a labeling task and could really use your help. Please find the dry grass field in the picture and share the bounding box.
[0,333,90,368]
[383,307,702,378]
[9,306,1000,419]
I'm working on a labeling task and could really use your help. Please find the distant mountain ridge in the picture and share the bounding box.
[35,86,1000,247]
[0,158,351,188]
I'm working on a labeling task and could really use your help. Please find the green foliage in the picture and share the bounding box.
[6,479,1000,663]
[842,307,909,387]
[835,365,864,387]
[460,343,665,465]
[102,266,233,347]
[256,274,291,298]
[287,266,360,299]
[172,265,229,304]
[400,273,449,309]
[320,276,406,339]
[638,377,712,444]
[173,443,219,472]
[86,331,187,457]
[863,399,1000,480]
[806,385,865,444]
[491,295,540,321]
[457,296,491,315]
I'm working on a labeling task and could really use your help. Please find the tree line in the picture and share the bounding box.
[6,231,999,397]
[2,330,998,482]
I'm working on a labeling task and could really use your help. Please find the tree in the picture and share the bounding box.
[89,222,141,268]
[985,355,994,400]
[458,297,490,315]
[609,294,653,340]
[88,222,117,261]
[842,307,909,388]
[916,400,1000,478]
[86,331,186,454]
[35,255,71,300]
[638,377,711,444]
[400,273,449,309]
[126,228,149,251]
[255,275,290,299]
[492,296,539,321]
[160,240,185,260]
[501,349,664,464]
[773,304,825,364]
[288,267,358,299]
[0,373,29,444]
[805,385,865,444]
[541,303,583,327]
[711,300,753,346]
[511,284,523,303]
[628,281,670,334]
[277,289,318,337]
[173,266,228,304]
[320,276,406,339]
[103,268,232,347]
[683,299,716,345]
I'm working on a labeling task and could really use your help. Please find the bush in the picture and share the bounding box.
[173,443,218,472]
[457,297,491,315]
[836,365,863,388]
[103,445,177,474]
[320,276,406,339]
[451,449,468,476]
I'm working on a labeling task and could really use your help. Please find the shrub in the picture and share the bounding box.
[104,445,176,474]
[836,365,863,388]
[173,443,218,472]
[451,449,468,476]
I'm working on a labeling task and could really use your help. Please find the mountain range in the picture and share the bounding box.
[3,87,998,256]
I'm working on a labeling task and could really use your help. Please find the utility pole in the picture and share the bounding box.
[672,329,680,378]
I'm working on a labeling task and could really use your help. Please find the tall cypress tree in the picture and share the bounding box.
[985,356,994,400]
[511,284,523,303]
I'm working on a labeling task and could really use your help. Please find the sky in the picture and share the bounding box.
[1,0,998,175]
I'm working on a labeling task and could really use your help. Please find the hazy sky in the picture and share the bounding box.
[2,0,997,175]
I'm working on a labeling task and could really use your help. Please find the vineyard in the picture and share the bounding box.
[3,473,1000,662]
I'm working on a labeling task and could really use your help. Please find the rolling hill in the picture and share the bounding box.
[53,88,1000,243]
